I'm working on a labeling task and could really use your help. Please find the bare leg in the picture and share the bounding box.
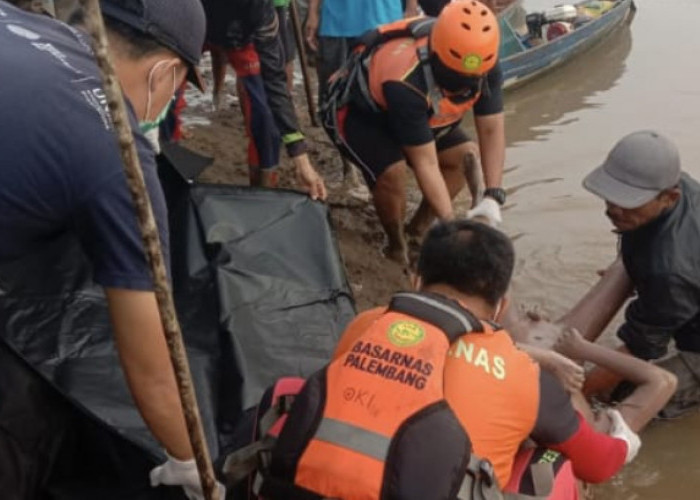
[210,46,228,110]
[285,61,294,94]
[257,168,280,188]
[556,328,677,432]
[406,141,476,238]
[373,161,408,264]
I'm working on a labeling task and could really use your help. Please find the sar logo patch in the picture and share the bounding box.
[462,54,482,72]
[388,321,425,347]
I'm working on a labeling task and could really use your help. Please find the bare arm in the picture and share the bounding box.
[306,0,321,50]
[518,343,585,393]
[292,153,327,201]
[106,288,193,460]
[556,328,677,432]
[474,112,505,189]
[403,141,454,220]
[558,256,634,342]
[404,0,419,17]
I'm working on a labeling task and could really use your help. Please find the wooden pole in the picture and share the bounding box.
[79,2,218,498]
[289,0,319,126]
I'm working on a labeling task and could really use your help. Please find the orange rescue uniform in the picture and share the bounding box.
[333,306,541,488]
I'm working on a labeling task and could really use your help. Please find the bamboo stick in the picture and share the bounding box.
[289,0,319,126]
[79,1,218,498]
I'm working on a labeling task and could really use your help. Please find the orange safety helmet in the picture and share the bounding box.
[430,0,500,77]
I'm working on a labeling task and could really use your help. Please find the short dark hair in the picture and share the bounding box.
[104,17,167,60]
[417,220,514,306]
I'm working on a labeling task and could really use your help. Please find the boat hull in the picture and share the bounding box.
[501,0,635,90]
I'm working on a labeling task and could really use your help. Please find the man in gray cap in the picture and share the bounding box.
[583,130,700,363]
[0,0,223,497]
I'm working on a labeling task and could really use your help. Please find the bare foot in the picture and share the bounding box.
[405,217,431,241]
[212,92,225,112]
[384,244,409,265]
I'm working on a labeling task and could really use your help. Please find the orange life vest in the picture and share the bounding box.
[259,292,514,500]
[321,17,481,136]
[367,36,480,129]
[331,306,541,488]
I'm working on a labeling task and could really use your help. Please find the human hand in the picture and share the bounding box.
[293,154,327,201]
[517,314,563,350]
[607,408,641,464]
[305,12,319,51]
[554,327,586,360]
[150,453,226,500]
[525,306,550,322]
[467,197,502,226]
[546,350,585,393]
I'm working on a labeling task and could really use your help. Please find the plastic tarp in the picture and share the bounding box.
[0,150,356,499]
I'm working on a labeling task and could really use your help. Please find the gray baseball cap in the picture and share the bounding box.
[101,0,206,91]
[583,130,681,209]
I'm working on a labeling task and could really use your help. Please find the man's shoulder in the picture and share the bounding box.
[0,6,110,129]
[681,174,700,213]
[627,175,700,277]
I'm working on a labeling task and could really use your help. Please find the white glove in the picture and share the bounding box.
[607,408,641,464]
[150,453,226,500]
[467,197,502,226]
[144,128,161,154]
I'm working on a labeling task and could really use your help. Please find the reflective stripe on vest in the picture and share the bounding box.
[315,417,391,462]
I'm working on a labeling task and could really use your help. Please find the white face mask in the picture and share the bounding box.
[139,59,177,133]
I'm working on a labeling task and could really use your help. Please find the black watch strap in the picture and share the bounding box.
[484,187,506,206]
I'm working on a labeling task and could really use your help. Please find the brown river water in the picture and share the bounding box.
[473,0,700,497]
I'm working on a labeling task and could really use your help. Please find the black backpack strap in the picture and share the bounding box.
[357,16,435,50]
[457,455,504,500]
[222,434,276,484]
[410,17,441,115]
[388,292,484,343]
[408,17,437,38]
[416,44,442,116]
[258,393,297,437]
[341,17,438,115]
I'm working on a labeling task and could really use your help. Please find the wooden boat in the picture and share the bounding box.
[499,0,636,89]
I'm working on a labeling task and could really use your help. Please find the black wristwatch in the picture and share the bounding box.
[484,187,507,206]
